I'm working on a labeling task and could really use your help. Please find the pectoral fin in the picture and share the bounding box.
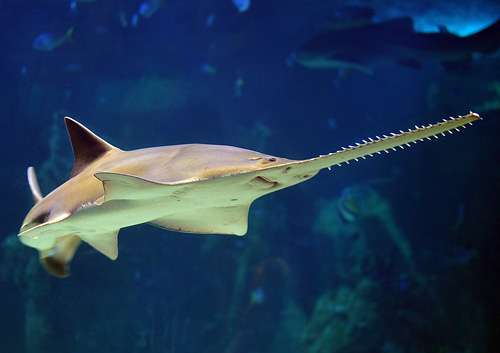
[39,234,82,278]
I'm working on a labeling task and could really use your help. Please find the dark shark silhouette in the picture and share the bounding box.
[295,17,500,74]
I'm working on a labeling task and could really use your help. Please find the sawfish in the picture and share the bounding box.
[18,113,480,277]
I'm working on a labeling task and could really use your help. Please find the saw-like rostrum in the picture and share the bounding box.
[18,113,480,277]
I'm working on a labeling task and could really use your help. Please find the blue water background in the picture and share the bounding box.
[1,1,500,352]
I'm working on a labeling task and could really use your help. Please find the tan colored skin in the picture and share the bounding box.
[18,113,480,277]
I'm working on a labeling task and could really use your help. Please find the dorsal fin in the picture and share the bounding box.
[64,117,121,178]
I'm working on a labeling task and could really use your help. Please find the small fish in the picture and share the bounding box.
[62,63,82,72]
[32,28,73,52]
[139,0,164,19]
[70,0,97,14]
[119,10,128,27]
[234,72,244,97]
[205,13,215,27]
[335,187,360,223]
[131,13,139,27]
[326,117,337,130]
[250,287,265,304]
[201,63,216,75]
[232,0,250,13]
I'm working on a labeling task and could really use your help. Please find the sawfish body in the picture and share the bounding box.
[19,114,480,277]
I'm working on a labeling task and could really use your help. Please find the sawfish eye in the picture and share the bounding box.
[249,156,277,163]
[31,212,50,225]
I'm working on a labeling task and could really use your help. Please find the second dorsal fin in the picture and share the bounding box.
[64,117,121,178]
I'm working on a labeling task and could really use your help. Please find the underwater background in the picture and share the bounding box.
[1,0,500,352]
